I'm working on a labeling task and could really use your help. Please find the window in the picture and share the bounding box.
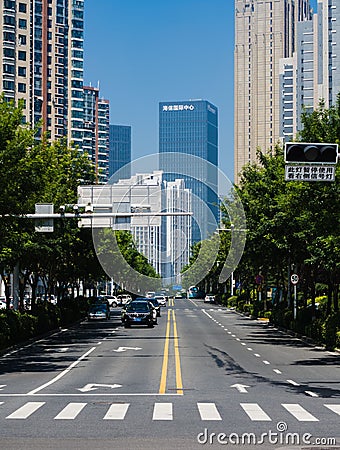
[3,80,15,91]
[4,48,15,58]
[4,0,15,9]
[18,66,26,76]
[18,51,26,60]
[18,83,26,93]
[3,64,15,74]
[18,34,27,45]
[18,3,27,12]
[18,18,27,29]
[3,31,15,42]
[4,15,16,26]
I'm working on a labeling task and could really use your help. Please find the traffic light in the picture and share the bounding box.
[285,142,338,164]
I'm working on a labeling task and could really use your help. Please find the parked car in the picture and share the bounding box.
[121,301,154,328]
[204,294,216,303]
[87,303,110,320]
[102,295,119,307]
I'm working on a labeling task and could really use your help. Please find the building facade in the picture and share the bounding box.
[83,86,110,183]
[280,0,340,141]
[109,125,131,182]
[0,0,85,146]
[159,100,219,243]
[78,171,192,282]
[234,0,312,183]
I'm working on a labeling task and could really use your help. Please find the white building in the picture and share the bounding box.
[78,171,192,282]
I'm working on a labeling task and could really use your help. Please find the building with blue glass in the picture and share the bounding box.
[109,125,131,183]
[159,100,218,243]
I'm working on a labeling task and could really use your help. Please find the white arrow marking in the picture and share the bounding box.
[78,383,122,392]
[113,347,142,353]
[45,347,69,353]
[231,384,250,393]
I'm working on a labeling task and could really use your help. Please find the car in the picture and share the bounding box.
[175,291,186,299]
[154,295,166,307]
[102,295,119,307]
[121,301,154,328]
[147,297,161,317]
[128,298,158,323]
[88,303,110,320]
[145,291,156,299]
[204,294,216,303]
[117,294,132,306]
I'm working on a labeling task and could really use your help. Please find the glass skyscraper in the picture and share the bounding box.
[159,100,219,243]
[109,125,131,182]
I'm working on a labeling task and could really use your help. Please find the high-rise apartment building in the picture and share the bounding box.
[83,86,110,183]
[280,0,340,141]
[0,0,85,146]
[159,100,219,243]
[109,125,131,182]
[234,0,312,183]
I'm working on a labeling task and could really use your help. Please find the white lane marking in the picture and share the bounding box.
[231,334,236,337]
[263,360,270,365]
[202,310,213,319]
[197,403,222,421]
[152,403,173,421]
[54,402,87,420]
[45,347,69,353]
[6,402,45,419]
[240,403,271,421]
[236,338,241,341]
[78,383,122,392]
[324,404,340,416]
[305,391,319,397]
[0,385,6,390]
[27,347,97,395]
[103,403,129,420]
[254,354,261,357]
[113,347,142,352]
[241,343,246,346]
[228,332,232,334]
[282,404,319,421]
[231,384,249,393]
[273,369,282,374]
[287,379,300,386]
[247,348,253,351]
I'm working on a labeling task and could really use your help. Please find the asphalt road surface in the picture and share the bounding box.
[0,298,339,450]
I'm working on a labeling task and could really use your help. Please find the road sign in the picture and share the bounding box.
[35,203,54,232]
[291,274,299,285]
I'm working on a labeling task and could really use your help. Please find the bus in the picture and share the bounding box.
[187,286,205,299]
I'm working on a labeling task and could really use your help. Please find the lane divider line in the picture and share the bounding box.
[172,309,183,395]
[159,310,171,394]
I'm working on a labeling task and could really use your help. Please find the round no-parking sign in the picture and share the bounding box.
[291,274,299,285]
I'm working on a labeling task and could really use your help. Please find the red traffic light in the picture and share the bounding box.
[285,142,338,164]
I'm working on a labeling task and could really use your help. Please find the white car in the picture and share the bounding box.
[145,291,156,298]
[117,294,132,305]
[154,295,166,307]
[204,294,216,303]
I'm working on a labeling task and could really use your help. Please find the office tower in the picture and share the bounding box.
[109,125,131,182]
[234,0,312,183]
[0,0,84,147]
[280,0,340,141]
[159,100,219,243]
[83,86,110,183]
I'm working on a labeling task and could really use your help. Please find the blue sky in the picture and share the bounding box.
[84,0,318,183]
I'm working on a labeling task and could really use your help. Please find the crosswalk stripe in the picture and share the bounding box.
[152,403,173,420]
[324,404,340,416]
[6,402,45,419]
[54,402,87,420]
[197,403,222,421]
[103,403,129,420]
[240,403,272,421]
[282,404,319,421]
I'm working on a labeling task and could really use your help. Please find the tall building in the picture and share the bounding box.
[234,0,312,183]
[0,0,84,146]
[78,171,192,282]
[280,0,340,141]
[109,125,131,182]
[159,100,219,243]
[83,86,110,183]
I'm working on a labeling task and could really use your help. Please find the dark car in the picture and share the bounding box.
[87,303,110,320]
[127,298,158,323]
[121,301,154,328]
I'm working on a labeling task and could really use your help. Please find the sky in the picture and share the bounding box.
[84,0,318,183]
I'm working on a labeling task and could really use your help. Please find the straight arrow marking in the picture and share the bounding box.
[113,347,142,352]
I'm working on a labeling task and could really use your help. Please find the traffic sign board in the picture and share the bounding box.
[291,274,299,285]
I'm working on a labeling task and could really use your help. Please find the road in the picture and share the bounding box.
[0,298,339,449]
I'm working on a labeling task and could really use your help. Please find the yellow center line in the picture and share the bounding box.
[159,309,171,394]
[172,309,183,395]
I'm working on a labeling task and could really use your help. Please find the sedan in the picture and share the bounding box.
[154,295,166,307]
[147,298,161,317]
[88,304,110,320]
[121,301,154,328]
[204,294,216,303]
